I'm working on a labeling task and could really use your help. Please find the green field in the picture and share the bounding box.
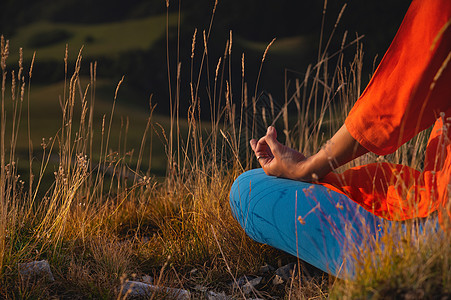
[8,13,179,62]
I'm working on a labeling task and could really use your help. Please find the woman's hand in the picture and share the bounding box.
[250,126,312,181]
[250,125,368,182]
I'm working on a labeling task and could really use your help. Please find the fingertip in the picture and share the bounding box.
[267,126,277,138]
[268,126,277,135]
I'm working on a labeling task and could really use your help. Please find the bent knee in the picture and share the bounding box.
[229,168,267,222]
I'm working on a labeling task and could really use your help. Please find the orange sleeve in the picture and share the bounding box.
[322,109,451,222]
[320,1,451,224]
[345,0,451,155]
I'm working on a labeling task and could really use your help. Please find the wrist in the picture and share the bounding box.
[301,151,332,181]
[292,155,316,181]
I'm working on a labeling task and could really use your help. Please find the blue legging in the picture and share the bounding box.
[229,168,439,278]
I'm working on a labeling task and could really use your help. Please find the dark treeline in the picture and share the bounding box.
[1,0,411,116]
[0,0,166,35]
[1,0,410,43]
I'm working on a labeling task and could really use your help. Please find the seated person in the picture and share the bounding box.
[230,0,451,277]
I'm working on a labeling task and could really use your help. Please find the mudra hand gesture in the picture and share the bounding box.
[250,126,311,180]
[250,125,368,182]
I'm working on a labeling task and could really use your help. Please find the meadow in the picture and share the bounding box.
[0,2,450,299]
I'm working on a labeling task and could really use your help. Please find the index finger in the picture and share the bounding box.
[249,139,258,152]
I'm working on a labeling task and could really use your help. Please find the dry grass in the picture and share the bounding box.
[0,1,450,299]
[335,229,450,299]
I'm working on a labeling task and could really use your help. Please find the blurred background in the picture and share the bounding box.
[0,0,411,178]
[1,0,411,114]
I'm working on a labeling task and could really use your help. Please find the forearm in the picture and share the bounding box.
[294,125,368,181]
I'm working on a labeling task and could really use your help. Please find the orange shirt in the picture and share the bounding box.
[321,0,451,229]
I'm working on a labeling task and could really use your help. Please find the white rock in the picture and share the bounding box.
[242,276,262,294]
[206,290,229,300]
[141,275,153,284]
[233,275,257,288]
[18,260,55,283]
[121,281,190,299]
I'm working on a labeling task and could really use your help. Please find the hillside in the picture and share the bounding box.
[1,0,412,116]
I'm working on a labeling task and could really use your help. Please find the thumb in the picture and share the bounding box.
[249,139,257,151]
